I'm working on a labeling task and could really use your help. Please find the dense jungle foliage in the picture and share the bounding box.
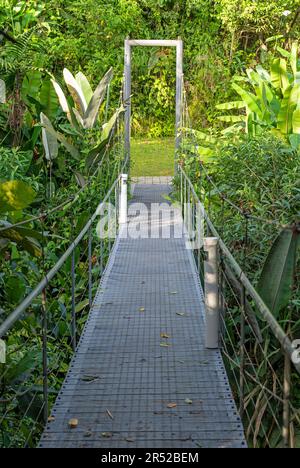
[0,0,300,448]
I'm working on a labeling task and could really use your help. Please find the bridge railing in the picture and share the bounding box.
[178,164,300,448]
[0,114,129,447]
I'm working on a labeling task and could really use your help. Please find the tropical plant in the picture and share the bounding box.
[216,42,300,148]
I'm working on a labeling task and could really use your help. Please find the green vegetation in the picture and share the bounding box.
[131,138,174,176]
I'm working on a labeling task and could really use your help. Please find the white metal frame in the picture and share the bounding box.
[124,38,183,173]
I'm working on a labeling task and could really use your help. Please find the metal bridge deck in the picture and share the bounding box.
[39,184,246,448]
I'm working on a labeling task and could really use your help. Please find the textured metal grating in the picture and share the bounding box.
[39,184,246,448]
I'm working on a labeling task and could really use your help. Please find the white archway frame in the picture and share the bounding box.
[124,39,183,173]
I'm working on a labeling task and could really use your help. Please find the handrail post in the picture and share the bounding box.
[41,289,48,423]
[204,237,219,349]
[119,174,128,224]
[88,226,92,308]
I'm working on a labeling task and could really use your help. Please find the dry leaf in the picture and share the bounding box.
[106,409,114,419]
[68,418,78,428]
[167,403,177,408]
[160,342,170,347]
[160,333,170,339]
[47,416,55,422]
[139,307,145,312]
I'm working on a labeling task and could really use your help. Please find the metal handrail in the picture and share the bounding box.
[178,164,300,375]
[0,163,127,338]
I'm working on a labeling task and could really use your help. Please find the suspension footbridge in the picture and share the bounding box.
[0,39,299,449]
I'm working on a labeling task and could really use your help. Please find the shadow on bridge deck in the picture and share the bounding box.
[39,183,246,448]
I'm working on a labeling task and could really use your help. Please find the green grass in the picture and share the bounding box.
[131,138,175,176]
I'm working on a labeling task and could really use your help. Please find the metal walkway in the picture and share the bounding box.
[39,184,246,448]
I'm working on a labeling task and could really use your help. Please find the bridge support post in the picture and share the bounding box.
[204,237,219,349]
[119,174,128,225]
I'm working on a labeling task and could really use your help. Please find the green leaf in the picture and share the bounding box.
[290,42,298,79]
[277,84,300,135]
[83,67,113,129]
[0,180,35,212]
[39,79,58,120]
[0,223,42,257]
[100,105,125,142]
[63,68,87,116]
[5,275,26,304]
[271,58,289,93]
[51,78,70,117]
[76,72,93,105]
[21,70,42,103]
[257,229,299,318]
[40,113,80,160]
[75,298,89,313]
[292,108,300,134]
[232,83,263,118]
[72,170,86,188]
[289,133,300,150]
[40,112,58,160]
[216,101,245,110]
[5,350,40,385]
[217,115,246,123]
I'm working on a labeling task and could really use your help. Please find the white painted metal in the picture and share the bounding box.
[128,39,179,47]
[204,237,220,349]
[119,174,128,224]
[124,38,183,174]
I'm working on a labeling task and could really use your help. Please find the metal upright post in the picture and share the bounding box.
[124,39,131,166]
[239,284,246,417]
[204,237,219,349]
[88,226,92,308]
[71,248,76,352]
[41,289,48,423]
[119,174,128,224]
[175,38,183,172]
[283,352,291,448]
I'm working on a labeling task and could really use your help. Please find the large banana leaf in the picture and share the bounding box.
[0,180,36,212]
[182,128,217,144]
[277,84,300,135]
[63,68,87,116]
[75,72,93,105]
[232,83,263,118]
[257,228,299,318]
[271,58,290,93]
[39,79,58,120]
[216,101,245,110]
[100,104,124,141]
[217,115,246,123]
[21,70,42,103]
[292,108,300,134]
[290,42,298,79]
[40,112,80,160]
[40,112,58,161]
[83,67,113,129]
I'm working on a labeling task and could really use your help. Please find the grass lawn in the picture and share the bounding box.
[131,138,175,176]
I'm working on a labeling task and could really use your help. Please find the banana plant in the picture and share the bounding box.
[51,67,113,130]
[215,42,300,148]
